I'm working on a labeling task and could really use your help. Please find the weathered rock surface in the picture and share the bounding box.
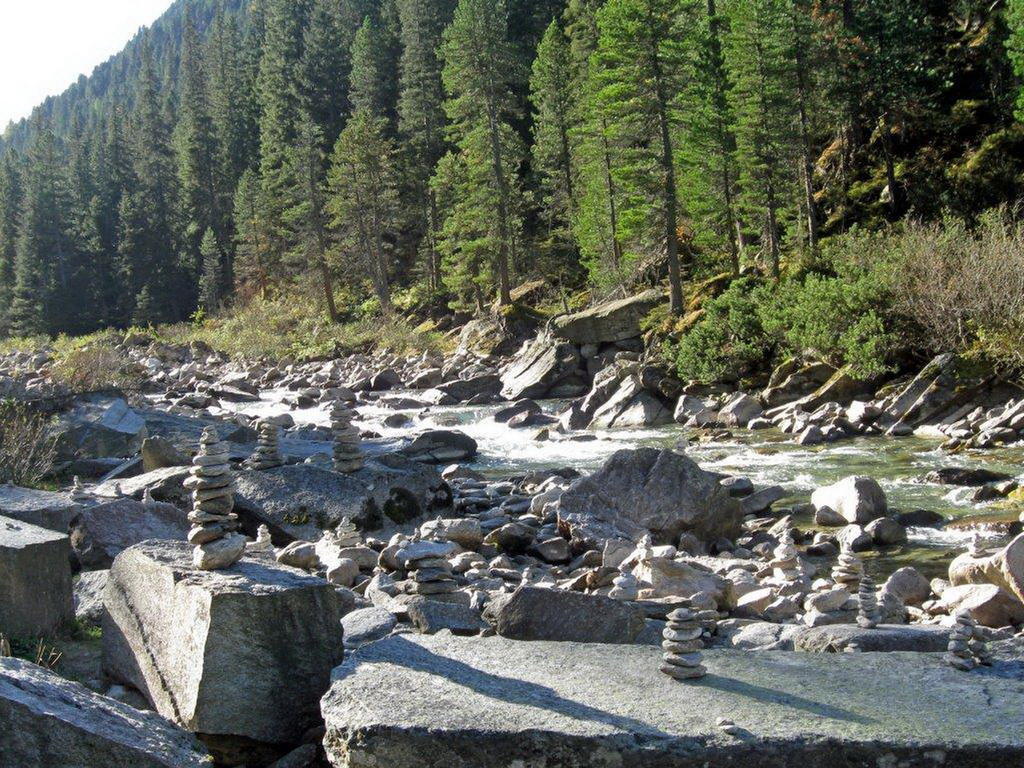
[949,533,1024,606]
[556,449,743,548]
[321,633,1024,768]
[399,431,478,464]
[54,397,148,461]
[234,458,450,541]
[792,624,951,653]
[70,498,190,569]
[74,569,110,626]
[551,289,663,344]
[0,656,210,768]
[103,540,345,745]
[811,476,888,525]
[587,377,672,429]
[500,336,583,401]
[0,515,74,637]
[483,586,645,644]
[342,607,398,650]
[0,485,82,531]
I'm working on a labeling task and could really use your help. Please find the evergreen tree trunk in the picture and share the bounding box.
[487,107,513,306]
[792,12,819,252]
[600,119,623,274]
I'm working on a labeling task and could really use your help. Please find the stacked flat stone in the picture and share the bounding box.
[247,421,283,470]
[406,550,457,596]
[608,567,640,601]
[831,548,864,592]
[248,524,274,553]
[185,427,246,570]
[661,604,706,681]
[70,477,89,502]
[945,613,980,671]
[856,575,881,628]
[769,530,802,582]
[333,517,361,547]
[331,403,363,473]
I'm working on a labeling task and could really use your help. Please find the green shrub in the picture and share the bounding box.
[0,401,56,487]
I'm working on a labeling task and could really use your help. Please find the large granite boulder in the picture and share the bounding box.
[54,397,148,461]
[483,586,645,644]
[433,374,502,403]
[792,624,951,653]
[0,656,210,768]
[103,541,346,746]
[0,515,74,637]
[322,633,1024,768]
[400,431,478,464]
[500,336,583,401]
[70,498,190,570]
[235,457,451,541]
[551,289,664,344]
[935,583,1024,627]
[0,485,82,531]
[587,377,673,429]
[94,466,192,503]
[949,533,1024,606]
[555,448,743,549]
[811,476,888,525]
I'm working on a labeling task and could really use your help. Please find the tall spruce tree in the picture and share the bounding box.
[1011,0,1024,120]
[299,0,349,147]
[441,0,525,307]
[592,0,697,315]
[0,152,24,336]
[233,168,278,300]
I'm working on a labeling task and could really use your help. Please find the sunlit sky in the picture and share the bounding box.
[0,0,173,129]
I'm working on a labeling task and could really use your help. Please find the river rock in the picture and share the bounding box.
[54,397,148,461]
[103,540,346,745]
[400,430,478,463]
[811,476,887,525]
[935,583,1024,627]
[483,585,646,644]
[926,467,1014,487]
[500,335,583,400]
[70,497,190,569]
[0,656,210,768]
[883,566,931,606]
[718,393,763,428]
[864,517,907,546]
[587,376,673,429]
[633,557,733,606]
[551,289,664,344]
[0,515,74,637]
[321,633,1024,768]
[949,533,1024,606]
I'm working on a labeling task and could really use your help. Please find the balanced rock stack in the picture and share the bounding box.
[609,566,640,601]
[660,604,707,681]
[333,517,362,547]
[70,476,90,502]
[248,421,283,470]
[185,427,247,570]
[769,530,802,582]
[404,546,457,596]
[248,524,274,553]
[945,613,990,671]
[856,575,881,628]
[331,403,364,473]
[831,548,864,592]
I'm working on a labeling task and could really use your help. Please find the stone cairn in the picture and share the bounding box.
[69,476,90,502]
[333,516,362,548]
[856,575,881,628]
[661,603,707,681]
[945,613,991,671]
[831,547,864,592]
[406,547,457,596]
[185,427,247,570]
[248,524,274,553]
[331,403,364,473]
[609,565,640,601]
[769,529,802,582]
[247,421,283,470]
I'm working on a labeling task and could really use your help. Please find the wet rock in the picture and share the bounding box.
[926,467,1013,486]
[811,476,887,525]
[433,374,502,403]
[500,336,583,401]
[484,585,646,644]
[864,517,908,547]
[588,376,673,429]
[0,656,210,768]
[0,515,74,637]
[400,430,478,464]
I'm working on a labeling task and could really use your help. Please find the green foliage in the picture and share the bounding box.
[1006,0,1024,120]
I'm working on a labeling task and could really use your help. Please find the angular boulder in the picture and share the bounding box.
[500,336,583,401]
[70,498,190,569]
[400,431,478,464]
[718,393,763,428]
[935,583,1024,628]
[0,485,82,531]
[587,377,672,429]
[0,656,210,768]
[0,515,74,637]
[811,476,887,525]
[103,540,346,746]
[555,448,743,549]
[551,289,663,345]
[54,397,148,461]
[792,624,951,653]
[483,586,645,644]
[948,533,1024,606]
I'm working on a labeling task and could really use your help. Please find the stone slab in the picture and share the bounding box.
[792,624,952,653]
[0,656,210,768]
[0,485,81,531]
[322,633,1024,768]
[0,515,74,637]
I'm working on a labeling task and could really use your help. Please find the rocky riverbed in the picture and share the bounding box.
[1,296,1023,767]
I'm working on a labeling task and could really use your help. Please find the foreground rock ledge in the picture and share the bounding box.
[103,540,345,746]
[0,656,210,768]
[321,633,1024,768]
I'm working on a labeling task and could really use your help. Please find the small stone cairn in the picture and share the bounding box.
[185,427,246,570]
[69,477,90,502]
[248,524,274,553]
[609,565,640,601]
[332,516,362,548]
[407,552,457,596]
[945,613,991,671]
[856,575,881,628]
[247,421,283,470]
[661,603,707,681]
[831,547,864,592]
[769,529,802,582]
[331,403,364,473]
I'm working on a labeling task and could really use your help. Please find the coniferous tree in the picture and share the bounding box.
[0,152,24,336]
[233,168,277,299]
[208,3,258,188]
[300,0,349,147]
[592,0,697,315]
[1010,0,1024,120]
[441,0,526,307]
[198,228,223,312]
[350,16,393,119]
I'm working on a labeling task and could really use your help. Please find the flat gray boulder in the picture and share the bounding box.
[322,633,1024,768]
[71,498,189,569]
[0,485,82,531]
[94,466,192,503]
[500,336,583,400]
[556,448,743,548]
[342,607,398,649]
[792,624,951,653]
[1,656,210,768]
[53,397,148,461]
[483,586,645,644]
[103,541,345,745]
[235,457,450,541]
[0,515,74,637]
[552,289,663,344]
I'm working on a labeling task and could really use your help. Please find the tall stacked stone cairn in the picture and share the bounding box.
[331,402,364,473]
[945,613,991,671]
[831,547,864,592]
[185,427,246,570]
[857,575,881,628]
[247,421,283,470]
[661,602,706,681]
[769,529,802,582]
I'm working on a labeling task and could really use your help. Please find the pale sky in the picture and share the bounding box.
[0,0,174,129]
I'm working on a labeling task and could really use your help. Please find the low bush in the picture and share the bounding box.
[0,401,57,487]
